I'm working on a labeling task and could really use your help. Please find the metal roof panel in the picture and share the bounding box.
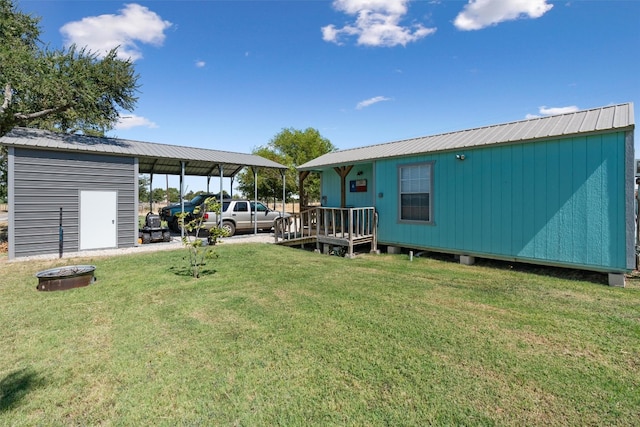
[0,127,287,176]
[298,103,634,170]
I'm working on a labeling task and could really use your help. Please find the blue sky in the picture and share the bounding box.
[20,0,640,194]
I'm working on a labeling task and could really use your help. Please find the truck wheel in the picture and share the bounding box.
[162,231,171,242]
[222,221,235,237]
[142,232,151,244]
[170,218,180,232]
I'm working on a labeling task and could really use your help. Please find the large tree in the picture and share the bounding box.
[236,127,336,206]
[235,147,295,207]
[0,0,139,199]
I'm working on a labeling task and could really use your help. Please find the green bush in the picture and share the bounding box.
[177,197,227,278]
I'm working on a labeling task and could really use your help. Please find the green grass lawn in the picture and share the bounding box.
[1,244,639,426]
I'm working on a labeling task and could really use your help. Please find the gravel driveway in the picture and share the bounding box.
[6,231,276,263]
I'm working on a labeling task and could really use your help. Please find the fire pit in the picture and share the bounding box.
[35,265,96,291]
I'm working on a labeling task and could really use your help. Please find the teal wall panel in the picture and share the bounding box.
[319,131,631,272]
[320,163,374,207]
[322,170,341,207]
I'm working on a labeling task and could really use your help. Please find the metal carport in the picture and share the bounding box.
[0,127,288,259]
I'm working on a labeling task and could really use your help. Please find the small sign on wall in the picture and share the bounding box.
[350,179,367,192]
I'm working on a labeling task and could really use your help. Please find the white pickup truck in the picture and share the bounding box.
[201,200,290,236]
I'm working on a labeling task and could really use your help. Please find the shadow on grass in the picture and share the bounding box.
[0,368,45,412]
[473,258,609,286]
[168,264,218,278]
[377,245,609,286]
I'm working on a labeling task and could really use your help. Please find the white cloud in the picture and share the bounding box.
[195,60,206,68]
[539,105,579,115]
[60,3,172,61]
[356,96,391,109]
[454,0,553,31]
[322,0,436,47]
[115,114,158,130]
[526,105,579,119]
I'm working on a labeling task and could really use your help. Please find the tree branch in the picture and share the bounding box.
[13,105,69,120]
[1,83,12,114]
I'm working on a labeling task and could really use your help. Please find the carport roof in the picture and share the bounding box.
[0,127,287,176]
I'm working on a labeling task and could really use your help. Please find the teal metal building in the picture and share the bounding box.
[298,104,635,284]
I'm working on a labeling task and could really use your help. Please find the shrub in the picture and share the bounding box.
[177,197,227,278]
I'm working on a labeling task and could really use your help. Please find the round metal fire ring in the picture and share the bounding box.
[35,265,96,291]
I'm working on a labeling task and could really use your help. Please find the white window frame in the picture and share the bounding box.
[398,161,434,224]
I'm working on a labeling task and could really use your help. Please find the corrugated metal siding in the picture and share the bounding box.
[12,148,135,258]
[300,103,634,170]
[364,131,630,272]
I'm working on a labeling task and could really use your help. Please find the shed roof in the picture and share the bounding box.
[298,103,635,170]
[0,127,287,176]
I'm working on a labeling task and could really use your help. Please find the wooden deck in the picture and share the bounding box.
[274,207,377,257]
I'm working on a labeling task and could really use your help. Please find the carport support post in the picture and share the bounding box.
[281,170,286,218]
[219,164,224,228]
[180,161,185,239]
[149,173,153,212]
[219,164,224,200]
[253,167,258,235]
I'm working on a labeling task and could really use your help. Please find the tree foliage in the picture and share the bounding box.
[0,0,139,136]
[139,175,150,202]
[151,187,180,203]
[235,147,292,206]
[236,128,335,205]
[0,0,139,198]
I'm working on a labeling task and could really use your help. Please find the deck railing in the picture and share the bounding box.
[275,206,377,256]
[318,206,376,239]
[274,207,318,241]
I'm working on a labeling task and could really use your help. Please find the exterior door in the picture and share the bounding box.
[80,190,117,250]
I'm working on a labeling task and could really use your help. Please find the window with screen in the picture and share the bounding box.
[399,162,433,223]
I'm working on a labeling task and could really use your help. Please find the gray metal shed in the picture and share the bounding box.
[0,127,287,259]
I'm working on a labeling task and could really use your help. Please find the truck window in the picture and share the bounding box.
[250,202,268,212]
[234,202,248,212]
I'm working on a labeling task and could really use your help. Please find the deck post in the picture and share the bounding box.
[333,166,353,208]
[348,208,354,257]
[299,171,310,209]
[370,212,379,253]
[316,207,321,252]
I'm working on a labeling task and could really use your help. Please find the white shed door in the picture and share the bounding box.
[80,190,117,250]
